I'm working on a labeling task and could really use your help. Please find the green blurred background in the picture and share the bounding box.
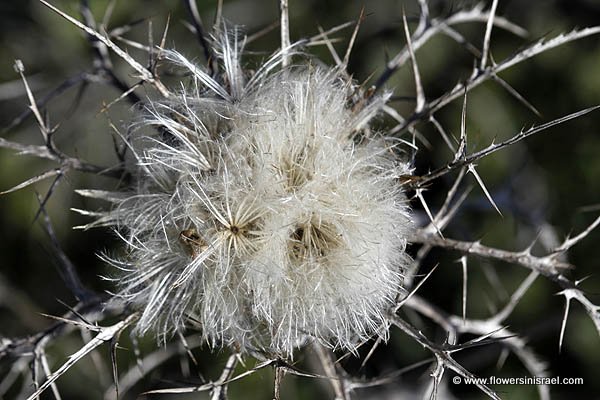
[1,0,599,398]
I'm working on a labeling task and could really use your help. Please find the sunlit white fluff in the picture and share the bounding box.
[86,30,414,355]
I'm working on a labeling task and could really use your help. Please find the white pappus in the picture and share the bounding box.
[82,27,414,356]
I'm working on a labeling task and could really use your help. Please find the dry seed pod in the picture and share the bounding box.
[93,30,414,356]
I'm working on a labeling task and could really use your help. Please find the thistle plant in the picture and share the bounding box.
[1,0,600,399]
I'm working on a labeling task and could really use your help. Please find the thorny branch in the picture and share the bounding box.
[412,228,572,277]
[402,293,551,400]
[1,61,124,195]
[38,0,171,98]
[389,314,501,399]
[376,3,600,138]
[373,3,528,92]
[25,313,137,400]
[79,0,145,106]
[408,105,600,188]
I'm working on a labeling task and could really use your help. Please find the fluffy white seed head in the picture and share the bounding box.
[95,32,414,356]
